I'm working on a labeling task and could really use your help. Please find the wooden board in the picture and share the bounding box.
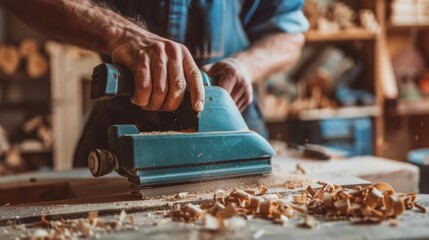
[0,194,428,239]
[0,155,427,240]
[0,157,369,225]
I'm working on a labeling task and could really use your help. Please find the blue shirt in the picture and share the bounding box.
[103,0,309,66]
[74,0,308,166]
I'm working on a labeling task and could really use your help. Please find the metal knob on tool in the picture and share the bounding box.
[88,149,116,177]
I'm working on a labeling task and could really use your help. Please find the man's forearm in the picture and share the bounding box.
[233,33,305,83]
[1,0,138,54]
[1,0,205,112]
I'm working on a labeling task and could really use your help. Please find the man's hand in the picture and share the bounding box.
[110,31,205,112]
[203,58,253,112]
[203,33,305,112]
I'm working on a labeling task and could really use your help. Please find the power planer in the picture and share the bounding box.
[87,63,275,188]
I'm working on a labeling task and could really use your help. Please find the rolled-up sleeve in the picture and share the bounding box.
[242,0,309,42]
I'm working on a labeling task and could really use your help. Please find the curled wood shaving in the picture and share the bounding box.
[217,204,238,219]
[259,200,275,218]
[207,202,225,215]
[230,189,251,207]
[214,189,226,204]
[304,182,422,223]
[292,192,307,205]
[165,182,425,230]
[259,185,268,195]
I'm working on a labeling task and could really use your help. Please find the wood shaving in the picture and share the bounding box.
[259,185,268,195]
[296,163,306,175]
[217,204,238,219]
[292,192,307,205]
[165,182,425,229]
[415,202,427,213]
[389,218,398,227]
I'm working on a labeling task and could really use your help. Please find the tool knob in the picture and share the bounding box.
[88,149,116,177]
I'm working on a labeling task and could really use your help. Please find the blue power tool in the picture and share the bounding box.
[87,63,274,187]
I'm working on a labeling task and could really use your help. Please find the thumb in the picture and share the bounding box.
[201,63,214,73]
[202,62,223,77]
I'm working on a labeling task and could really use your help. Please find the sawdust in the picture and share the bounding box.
[139,128,197,135]
[21,210,137,240]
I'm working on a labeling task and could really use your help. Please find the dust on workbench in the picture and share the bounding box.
[6,181,427,240]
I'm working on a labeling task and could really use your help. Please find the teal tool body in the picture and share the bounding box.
[88,63,274,187]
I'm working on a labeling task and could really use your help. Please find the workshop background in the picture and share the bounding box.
[0,0,428,193]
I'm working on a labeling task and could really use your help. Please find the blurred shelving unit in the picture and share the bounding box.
[375,0,429,160]
[264,0,387,158]
[0,67,53,173]
[265,0,429,161]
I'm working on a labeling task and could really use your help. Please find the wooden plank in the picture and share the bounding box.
[0,177,367,226]
[0,195,427,240]
[0,156,370,225]
[305,29,376,42]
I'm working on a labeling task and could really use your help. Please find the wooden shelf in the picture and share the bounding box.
[387,24,429,32]
[396,98,429,116]
[265,106,381,122]
[289,105,381,121]
[305,29,376,43]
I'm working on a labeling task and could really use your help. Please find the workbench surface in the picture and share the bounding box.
[1,195,428,240]
[0,156,428,239]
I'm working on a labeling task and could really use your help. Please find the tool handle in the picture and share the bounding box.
[91,63,134,100]
[91,63,213,100]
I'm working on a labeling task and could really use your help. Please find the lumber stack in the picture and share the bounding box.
[0,39,48,79]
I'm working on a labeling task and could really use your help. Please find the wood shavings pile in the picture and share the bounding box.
[21,210,136,240]
[306,181,426,223]
[165,182,426,231]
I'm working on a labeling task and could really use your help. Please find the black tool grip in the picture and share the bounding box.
[91,63,134,100]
